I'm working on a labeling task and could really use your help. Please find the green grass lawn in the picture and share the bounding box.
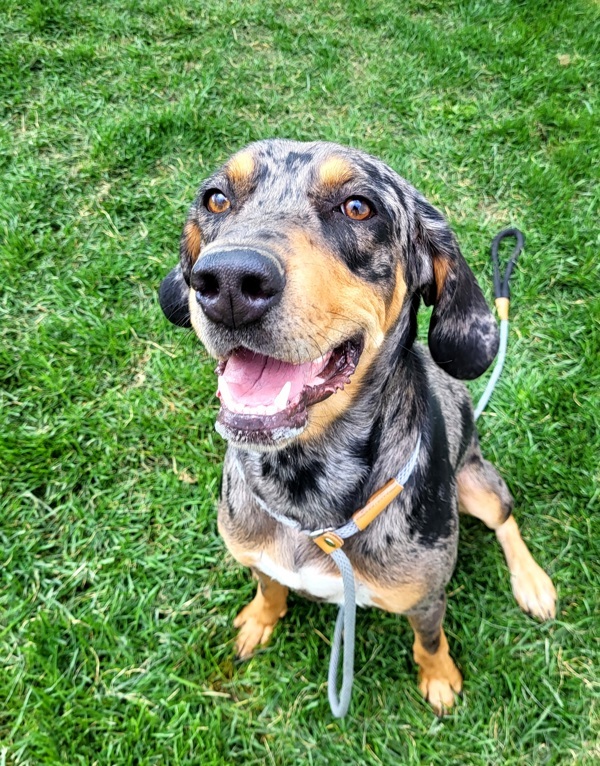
[1,0,598,763]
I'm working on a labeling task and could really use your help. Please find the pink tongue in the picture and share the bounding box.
[220,348,319,407]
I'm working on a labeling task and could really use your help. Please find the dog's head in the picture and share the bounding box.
[160,140,498,449]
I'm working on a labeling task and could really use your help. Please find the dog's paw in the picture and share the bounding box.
[511,561,557,621]
[418,663,463,716]
[233,601,286,659]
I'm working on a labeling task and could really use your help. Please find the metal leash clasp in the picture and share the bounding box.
[309,527,345,553]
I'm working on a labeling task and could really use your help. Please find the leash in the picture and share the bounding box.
[233,228,523,718]
[474,228,524,420]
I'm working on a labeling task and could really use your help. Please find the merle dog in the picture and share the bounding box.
[159,140,556,713]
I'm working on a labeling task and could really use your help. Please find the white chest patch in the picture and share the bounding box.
[256,552,377,607]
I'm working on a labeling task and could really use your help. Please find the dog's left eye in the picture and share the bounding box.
[341,196,374,221]
[205,190,231,214]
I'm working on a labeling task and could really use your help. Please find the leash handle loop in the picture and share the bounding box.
[474,228,524,420]
[491,228,524,300]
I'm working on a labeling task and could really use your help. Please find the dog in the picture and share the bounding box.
[159,139,557,714]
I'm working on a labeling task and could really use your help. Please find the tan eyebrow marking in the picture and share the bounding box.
[318,156,354,188]
[226,151,255,183]
[183,220,202,263]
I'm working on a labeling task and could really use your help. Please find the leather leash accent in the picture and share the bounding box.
[312,478,403,553]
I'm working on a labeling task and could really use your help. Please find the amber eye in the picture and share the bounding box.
[205,190,231,214]
[341,196,373,220]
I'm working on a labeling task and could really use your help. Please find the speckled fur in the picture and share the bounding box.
[159,140,542,708]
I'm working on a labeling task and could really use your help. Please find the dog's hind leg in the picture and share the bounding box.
[457,447,556,620]
[407,593,463,715]
[233,570,288,659]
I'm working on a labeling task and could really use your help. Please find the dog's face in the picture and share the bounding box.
[160,140,498,449]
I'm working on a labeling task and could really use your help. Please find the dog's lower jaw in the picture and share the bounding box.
[215,418,306,451]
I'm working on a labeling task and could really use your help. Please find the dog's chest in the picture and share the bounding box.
[219,497,433,614]
[255,550,378,607]
[218,509,376,606]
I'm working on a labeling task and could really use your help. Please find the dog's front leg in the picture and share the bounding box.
[407,593,463,715]
[233,569,288,659]
[457,454,557,620]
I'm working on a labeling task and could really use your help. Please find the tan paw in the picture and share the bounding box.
[418,664,463,716]
[511,561,557,621]
[233,601,286,659]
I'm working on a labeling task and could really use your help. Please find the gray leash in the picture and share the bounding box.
[328,549,356,717]
[474,228,524,420]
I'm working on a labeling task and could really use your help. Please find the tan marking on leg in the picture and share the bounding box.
[217,510,264,568]
[496,516,557,620]
[219,537,259,569]
[409,624,462,715]
[217,504,291,653]
[458,471,556,620]
[233,574,288,658]
[367,581,426,614]
[182,220,202,264]
[226,150,255,184]
[318,156,353,188]
[457,470,508,529]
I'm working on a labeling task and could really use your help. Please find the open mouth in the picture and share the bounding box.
[214,337,363,446]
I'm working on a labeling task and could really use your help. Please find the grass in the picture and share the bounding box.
[1,0,598,763]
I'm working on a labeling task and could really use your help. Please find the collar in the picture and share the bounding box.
[233,433,422,552]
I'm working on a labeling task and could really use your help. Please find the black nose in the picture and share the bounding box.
[191,248,285,328]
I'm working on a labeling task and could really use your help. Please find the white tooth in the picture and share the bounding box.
[274,381,291,411]
[312,350,332,375]
[218,377,232,407]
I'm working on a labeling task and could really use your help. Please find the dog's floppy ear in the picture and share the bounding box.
[158,264,191,328]
[413,197,499,379]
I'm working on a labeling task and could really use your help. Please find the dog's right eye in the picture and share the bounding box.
[205,190,231,214]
